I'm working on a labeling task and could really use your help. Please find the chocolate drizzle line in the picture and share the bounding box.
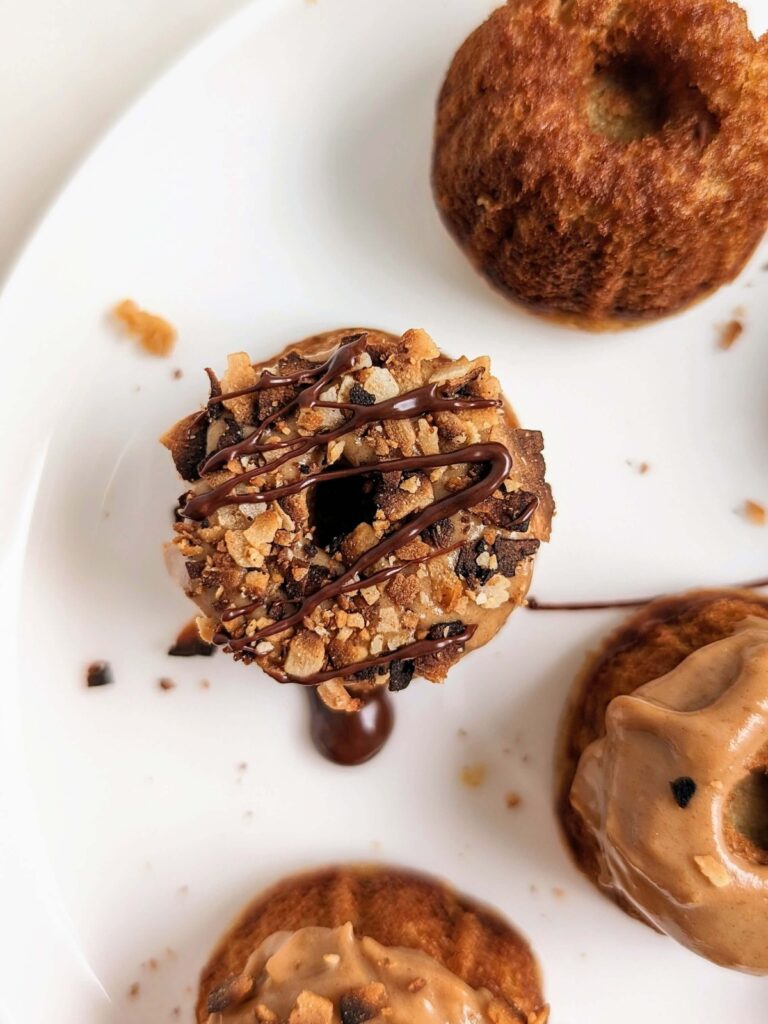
[526,577,768,612]
[180,333,538,685]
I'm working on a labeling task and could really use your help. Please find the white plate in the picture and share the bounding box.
[1,0,767,1020]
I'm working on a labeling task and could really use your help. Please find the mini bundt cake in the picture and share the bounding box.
[197,865,548,1023]
[433,0,768,325]
[163,328,553,712]
[557,588,768,972]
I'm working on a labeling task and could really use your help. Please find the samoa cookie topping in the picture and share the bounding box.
[164,328,552,709]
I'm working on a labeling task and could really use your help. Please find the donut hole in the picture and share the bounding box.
[587,54,668,142]
[311,463,379,553]
[726,769,768,865]
[587,48,720,148]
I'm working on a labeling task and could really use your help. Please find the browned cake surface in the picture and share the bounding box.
[556,588,768,895]
[197,865,546,1023]
[433,0,768,325]
[163,327,553,709]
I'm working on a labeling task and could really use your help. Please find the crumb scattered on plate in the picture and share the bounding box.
[86,661,113,687]
[505,791,522,809]
[743,500,766,526]
[552,887,566,900]
[460,763,487,789]
[626,459,650,475]
[113,299,176,357]
[718,319,744,350]
[158,677,176,691]
[128,983,140,998]
[172,367,183,379]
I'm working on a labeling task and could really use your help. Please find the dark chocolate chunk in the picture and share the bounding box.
[351,666,377,681]
[426,621,465,640]
[475,489,538,530]
[340,994,380,1024]
[185,559,204,580]
[454,540,492,586]
[254,353,315,424]
[388,659,415,692]
[212,416,243,455]
[284,563,331,602]
[670,777,697,809]
[493,537,540,578]
[86,661,113,688]
[420,516,453,548]
[349,382,376,406]
[206,986,229,1014]
[171,411,208,482]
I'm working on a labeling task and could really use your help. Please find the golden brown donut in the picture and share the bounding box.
[557,589,768,962]
[163,327,552,711]
[196,865,548,1023]
[433,0,768,326]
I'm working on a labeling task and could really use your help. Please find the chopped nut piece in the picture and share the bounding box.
[694,855,731,888]
[288,991,334,1024]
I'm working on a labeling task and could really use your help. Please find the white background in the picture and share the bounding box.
[1,1,767,1022]
[0,0,248,281]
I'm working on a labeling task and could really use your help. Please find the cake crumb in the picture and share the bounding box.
[552,887,566,900]
[694,854,731,888]
[200,679,211,689]
[718,319,743,350]
[505,791,522,809]
[457,728,468,739]
[158,677,176,691]
[114,299,176,357]
[128,982,140,998]
[461,763,487,789]
[172,368,183,379]
[626,459,650,475]
[743,500,766,526]
[86,661,113,688]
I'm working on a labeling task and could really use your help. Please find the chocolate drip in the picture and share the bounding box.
[308,688,394,766]
[181,333,537,685]
[168,618,215,657]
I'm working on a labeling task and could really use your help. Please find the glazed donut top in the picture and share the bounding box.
[206,923,509,1023]
[571,618,768,973]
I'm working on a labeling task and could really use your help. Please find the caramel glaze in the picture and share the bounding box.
[179,333,537,687]
[307,688,393,767]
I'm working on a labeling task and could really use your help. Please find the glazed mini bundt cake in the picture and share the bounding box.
[557,588,768,972]
[163,328,552,712]
[433,0,768,325]
[197,865,548,1023]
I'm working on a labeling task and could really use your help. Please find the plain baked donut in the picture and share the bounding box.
[433,0,768,326]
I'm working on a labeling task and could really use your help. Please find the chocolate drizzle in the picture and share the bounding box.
[307,687,393,766]
[179,333,538,686]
